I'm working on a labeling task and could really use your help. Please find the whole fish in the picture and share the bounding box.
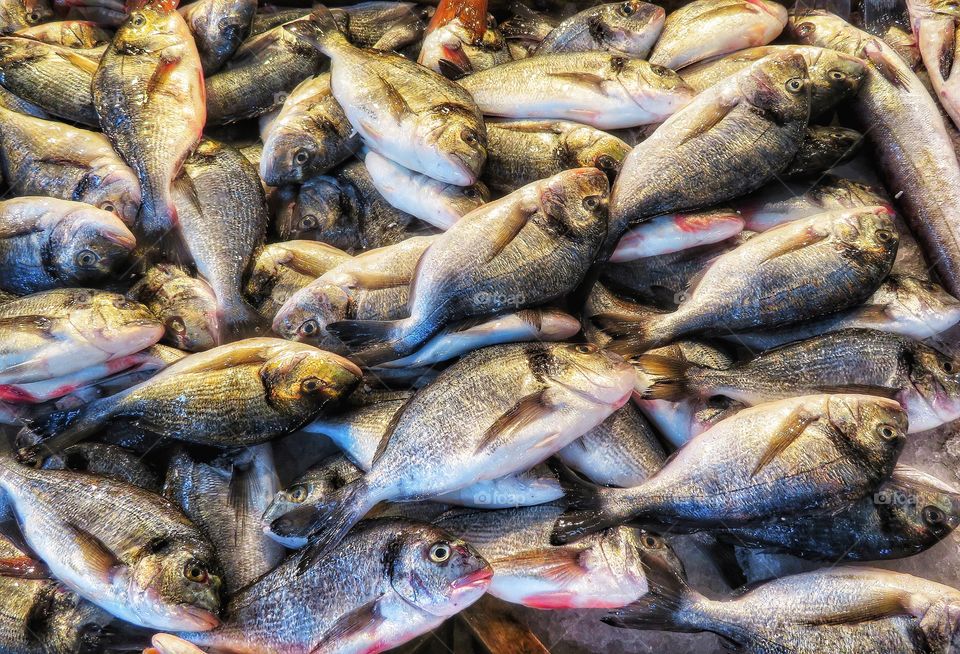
[290,341,635,566]
[92,0,205,241]
[41,442,161,491]
[363,150,489,229]
[244,240,351,321]
[164,446,284,594]
[717,465,960,562]
[534,1,665,57]
[258,72,358,186]
[555,400,666,488]
[483,118,630,193]
[0,197,136,295]
[271,161,435,250]
[18,338,362,456]
[436,505,679,609]
[458,52,694,129]
[782,125,862,178]
[790,11,960,298]
[638,328,960,433]
[179,0,255,74]
[0,458,223,630]
[127,263,220,352]
[611,207,745,262]
[15,19,110,47]
[0,0,51,34]
[205,19,324,125]
[327,168,609,364]
[287,6,488,185]
[0,107,142,225]
[595,207,899,355]
[417,0,511,78]
[176,139,268,339]
[551,394,907,543]
[0,36,98,124]
[180,518,492,654]
[0,288,162,385]
[606,566,960,654]
[650,0,787,70]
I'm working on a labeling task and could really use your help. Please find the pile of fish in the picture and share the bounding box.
[2,0,960,651]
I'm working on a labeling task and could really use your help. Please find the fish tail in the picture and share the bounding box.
[634,354,699,401]
[295,478,374,575]
[592,308,670,357]
[326,316,435,365]
[285,6,348,55]
[549,461,628,545]
[218,297,268,341]
[15,398,118,467]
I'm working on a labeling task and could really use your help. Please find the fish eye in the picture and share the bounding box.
[785,78,804,93]
[294,149,310,166]
[429,542,452,563]
[463,186,480,199]
[75,249,99,267]
[619,1,635,15]
[99,202,116,213]
[299,215,318,230]
[940,358,958,374]
[166,317,186,335]
[877,424,900,441]
[923,506,947,525]
[130,13,146,26]
[595,154,619,172]
[649,64,670,76]
[183,561,209,584]
[461,129,479,146]
[299,319,319,336]
[27,10,41,22]
[582,195,601,211]
[641,533,663,549]
[287,484,309,503]
[795,22,816,39]
[828,69,846,81]
[573,343,596,354]
[875,229,894,243]
[300,377,324,394]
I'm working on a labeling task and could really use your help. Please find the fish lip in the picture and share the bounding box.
[451,566,494,589]
[174,605,221,631]
[100,229,137,249]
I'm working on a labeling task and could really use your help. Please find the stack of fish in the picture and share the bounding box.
[0,0,959,651]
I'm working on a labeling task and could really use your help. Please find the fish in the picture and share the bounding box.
[244,239,351,321]
[41,442,161,491]
[363,149,489,229]
[330,1,429,51]
[179,518,492,654]
[287,6,487,185]
[534,1,665,57]
[638,328,960,433]
[0,197,136,295]
[15,19,110,47]
[258,72,359,186]
[483,118,630,193]
[0,107,142,225]
[905,0,960,129]
[790,11,960,298]
[0,456,223,630]
[0,36,99,125]
[0,0,52,34]
[92,0,205,241]
[178,0,255,74]
[417,0,511,78]
[550,394,907,544]
[605,566,960,654]
[555,400,666,488]
[500,4,556,57]
[327,167,610,364]
[458,52,694,129]
[649,0,787,70]
[17,338,362,456]
[204,18,324,125]
[290,341,635,567]
[127,263,220,352]
[781,125,863,178]
[594,207,899,355]
[716,465,960,562]
[610,207,745,262]
[176,139,268,339]
[0,82,45,117]
[0,288,162,386]
[163,446,284,594]
[271,161,436,251]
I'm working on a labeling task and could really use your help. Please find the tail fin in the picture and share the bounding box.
[15,397,119,467]
[219,298,269,341]
[591,307,670,357]
[549,461,626,545]
[326,317,434,366]
[284,6,348,56]
[295,478,375,575]
[634,354,699,401]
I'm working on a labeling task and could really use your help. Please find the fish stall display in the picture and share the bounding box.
[4,0,960,652]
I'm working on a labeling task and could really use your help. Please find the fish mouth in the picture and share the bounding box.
[100,229,137,250]
[172,605,220,631]
[451,566,494,590]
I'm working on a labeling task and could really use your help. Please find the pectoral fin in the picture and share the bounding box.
[494,548,586,585]
[63,522,121,584]
[757,226,829,265]
[310,596,386,653]
[474,389,554,455]
[751,407,818,478]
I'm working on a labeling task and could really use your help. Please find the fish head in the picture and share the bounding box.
[160,277,221,352]
[592,2,665,56]
[906,343,960,425]
[830,206,899,263]
[116,4,186,54]
[801,48,866,116]
[49,208,136,285]
[438,180,490,219]
[813,176,890,212]
[740,51,811,124]
[562,127,630,183]
[190,0,254,60]
[388,524,492,617]
[878,469,960,547]
[422,105,487,186]
[274,176,352,244]
[787,11,859,54]
[874,276,960,339]
[825,394,907,469]
[271,281,350,344]
[538,342,636,409]
[127,539,222,631]
[83,168,144,228]
[538,167,610,237]
[632,60,695,116]
[261,126,335,186]
[71,292,164,356]
[260,348,362,413]
[2,0,52,32]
